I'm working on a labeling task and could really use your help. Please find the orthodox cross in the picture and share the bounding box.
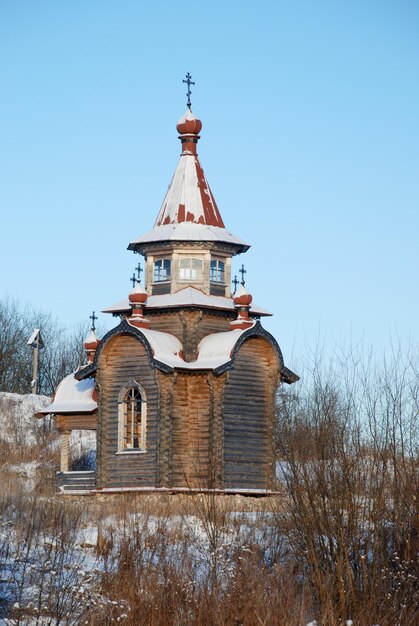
[130,273,137,288]
[232,275,239,292]
[239,264,247,286]
[183,72,195,109]
[89,311,98,332]
[136,262,143,281]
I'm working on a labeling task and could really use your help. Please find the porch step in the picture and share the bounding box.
[56,471,95,492]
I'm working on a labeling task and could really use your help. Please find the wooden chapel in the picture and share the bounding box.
[38,84,298,494]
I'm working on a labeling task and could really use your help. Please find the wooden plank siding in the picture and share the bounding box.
[222,337,279,490]
[170,373,212,487]
[55,414,96,430]
[96,334,160,489]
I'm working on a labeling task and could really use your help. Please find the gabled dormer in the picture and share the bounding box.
[128,108,249,297]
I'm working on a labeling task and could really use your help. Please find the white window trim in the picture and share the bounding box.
[117,380,147,454]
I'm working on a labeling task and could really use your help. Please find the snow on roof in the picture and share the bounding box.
[37,373,97,416]
[125,323,251,371]
[127,324,185,368]
[128,222,249,252]
[153,152,225,229]
[27,328,44,347]
[195,326,253,368]
[102,286,271,316]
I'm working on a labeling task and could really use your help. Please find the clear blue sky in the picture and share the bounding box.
[0,0,418,366]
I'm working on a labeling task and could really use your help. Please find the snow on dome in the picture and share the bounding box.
[37,373,97,415]
[177,109,202,135]
[84,330,100,348]
[130,282,147,296]
[234,285,247,298]
[129,282,148,305]
[233,284,253,306]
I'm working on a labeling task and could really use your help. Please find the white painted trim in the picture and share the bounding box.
[115,450,147,456]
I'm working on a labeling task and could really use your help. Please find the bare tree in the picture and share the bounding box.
[0,297,107,396]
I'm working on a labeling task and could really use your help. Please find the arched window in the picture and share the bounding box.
[118,381,147,452]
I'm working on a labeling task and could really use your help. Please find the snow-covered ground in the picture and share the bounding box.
[0,392,51,447]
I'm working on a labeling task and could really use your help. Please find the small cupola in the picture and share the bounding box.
[128,282,150,329]
[177,109,203,156]
[84,312,100,363]
[230,285,254,330]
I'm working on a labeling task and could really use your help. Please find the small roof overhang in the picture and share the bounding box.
[102,286,271,317]
[36,372,97,417]
[128,223,250,255]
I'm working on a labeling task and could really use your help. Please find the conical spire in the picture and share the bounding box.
[154,109,225,229]
[128,107,249,254]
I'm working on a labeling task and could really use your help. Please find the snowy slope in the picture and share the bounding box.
[0,392,51,447]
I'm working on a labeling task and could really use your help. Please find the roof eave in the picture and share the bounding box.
[127,239,250,255]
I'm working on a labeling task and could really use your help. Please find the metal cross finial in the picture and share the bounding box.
[183,72,195,109]
[136,262,143,281]
[130,273,137,288]
[89,311,98,332]
[232,275,239,292]
[239,264,247,286]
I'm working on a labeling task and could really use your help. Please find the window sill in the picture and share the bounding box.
[115,450,147,455]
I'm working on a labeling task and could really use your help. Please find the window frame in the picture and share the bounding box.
[153,257,171,283]
[210,258,225,284]
[117,380,147,454]
[178,257,203,282]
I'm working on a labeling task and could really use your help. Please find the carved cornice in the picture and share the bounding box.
[133,240,242,257]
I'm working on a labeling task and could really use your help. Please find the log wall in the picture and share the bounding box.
[170,373,212,487]
[222,337,279,490]
[96,334,159,489]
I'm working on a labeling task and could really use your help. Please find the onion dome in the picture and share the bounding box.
[129,282,148,306]
[177,109,203,136]
[233,285,253,307]
[84,330,100,352]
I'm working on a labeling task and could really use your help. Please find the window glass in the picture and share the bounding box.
[154,258,171,282]
[210,259,225,283]
[179,258,203,281]
[123,388,143,449]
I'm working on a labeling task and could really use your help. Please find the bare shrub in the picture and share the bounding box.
[276,344,419,626]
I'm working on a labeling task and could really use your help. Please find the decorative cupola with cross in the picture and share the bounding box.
[127,73,249,299]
